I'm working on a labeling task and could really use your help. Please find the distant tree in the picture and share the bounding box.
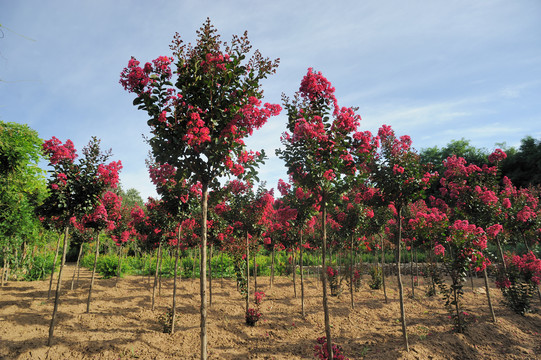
[118,186,145,209]
[500,136,541,188]
[420,138,488,174]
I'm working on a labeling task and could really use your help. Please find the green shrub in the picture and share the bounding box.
[24,253,56,281]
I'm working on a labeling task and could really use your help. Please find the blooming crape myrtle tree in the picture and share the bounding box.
[497,177,541,307]
[435,220,490,332]
[407,199,449,296]
[67,218,93,290]
[120,20,280,359]
[276,68,376,359]
[217,180,274,315]
[360,189,392,302]
[148,159,202,324]
[82,190,123,313]
[436,152,511,321]
[39,136,121,346]
[332,184,376,308]
[499,177,540,252]
[136,196,179,310]
[275,179,317,316]
[369,125,436,351]
[496,251,541,315]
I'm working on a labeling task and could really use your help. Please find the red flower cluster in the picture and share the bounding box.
[488,148,507,163]
[149,163,177,187]
[511,252,541,285]
[299,68,338,111]
[326,266,337,278]
[314,337,349,360]
[119,57,151,93]
[254,291,265,306]
[98,160,122,188]
[42,137,77,165]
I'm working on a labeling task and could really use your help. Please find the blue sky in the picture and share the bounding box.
[2,0,540,200]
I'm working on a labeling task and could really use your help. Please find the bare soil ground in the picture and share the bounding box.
[1,264,540,359]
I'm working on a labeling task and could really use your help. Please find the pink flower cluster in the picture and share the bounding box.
[434,243,445,256]
[326,266,337,278]
[488,148,507,163]
[299,68,338,111]
[517,206,536,222]
[314,337,349,360]
[42,137,77,165]
[254,291,266,306]
[234,97,282,136]
[119,57,151,93]
[183,111,211,148]
[98,160,122,188]
[200,51,229,72]
[486,224,503,238]
[149,163,177,187]
[506,252,541,285]
[151,56,173,79]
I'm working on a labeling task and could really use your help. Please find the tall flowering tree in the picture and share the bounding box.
[436,151,512,322]
[275,179,317,316]
[217,180,274,313]
[333,185,376,308]
[82,190,123,312]
[277,68,375,359]
[120,20,280,359]
[40,136,121,346]
[370,125,436,351]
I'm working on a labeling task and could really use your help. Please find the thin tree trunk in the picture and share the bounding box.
[496,237,507,273]
[245,231,250,313]
[158,246,164,297]
[350,234,355,309]
[116,246,123,287]
[47,226,69,346]
[209,243,213,308]
[292,249,297,298]
[220,251,224,286]
[397,207,409,352]
[70,243,84,290]
[410,246,415,298]
[200,183,209,360]
[380,234,388,303]
[48,233,62,298]
[300,232,305,318]
[253,245,257,294]
[171,228,182,334]
[321,194,333,360]
[483,267,496,322]
[270,246,275,289]
[1,250,6,287]
[152,242,162,311]
[86,232,101,313]
[193,247,197,279]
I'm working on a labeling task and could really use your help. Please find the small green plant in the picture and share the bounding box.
[24,253,56,281]
[368,266,382,290]
[157,307,178,334]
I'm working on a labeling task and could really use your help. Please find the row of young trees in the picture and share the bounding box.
[2,20,540,360]
[117,20,541,360]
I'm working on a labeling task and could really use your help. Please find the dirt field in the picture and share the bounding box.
[1,264,540,359]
